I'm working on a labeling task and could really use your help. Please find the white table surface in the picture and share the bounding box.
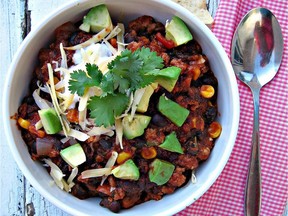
[1,0,286,216]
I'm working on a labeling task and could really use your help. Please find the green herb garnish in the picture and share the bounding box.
[69,63,103,96]
[88,94,129,127]
[69,47,172,127]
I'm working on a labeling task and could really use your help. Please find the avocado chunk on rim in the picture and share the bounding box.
[79,4,112,33]
[165,16,193,46]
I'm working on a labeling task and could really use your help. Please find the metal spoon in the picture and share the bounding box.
[231,8,283,216]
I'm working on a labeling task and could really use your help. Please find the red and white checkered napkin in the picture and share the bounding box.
[178,0,288,215]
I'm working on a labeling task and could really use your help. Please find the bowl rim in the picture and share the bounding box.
[3,0,240,215]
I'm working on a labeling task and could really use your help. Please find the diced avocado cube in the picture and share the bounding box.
[155,66,181,92]
[112,159,140,180]
[137,83,158,113]
[149,159,175,185]
[159,132,184,154]
[157,95,189,127]
[79,22,91,33]
[60,143,86,168]
[122,114,151,139]
[165,16,193,46]
[38,108,62,134]
[80,4,112,33]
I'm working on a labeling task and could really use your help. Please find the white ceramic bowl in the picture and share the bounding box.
[3,0,240,215]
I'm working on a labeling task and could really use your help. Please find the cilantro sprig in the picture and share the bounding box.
[69,63,103,96]
[88,94,129,127]
[69,47,166,127]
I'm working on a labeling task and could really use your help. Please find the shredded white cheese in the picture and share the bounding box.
[60,137,70,144]
[103,39,118,56]
[67,167,78,191]
[78,108,88,130]
[101,151,118,185]
[37,81,50,94]
[44,159,78,192]
[78,90,90,112]
[129,88,146,121]
[81,167,112,179]
[105,25,121,41]
[116,23,125,52]
[87,126,114,137]
[32,89,51,109]
[43,158,66,190]
[60,43,68,69]
[191,170,197,184]
[115,118,124,149]
[66,128,90,141]
[47,64,71,136]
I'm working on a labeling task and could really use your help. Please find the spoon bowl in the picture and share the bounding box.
[232,8,283,87]
[231,7,283,216]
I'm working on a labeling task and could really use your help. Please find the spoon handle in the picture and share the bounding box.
[245,87,262,216]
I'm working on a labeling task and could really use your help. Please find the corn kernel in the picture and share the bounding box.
[192,67,201,80]
[17,117,30,129]
[208,122,222,138]
[191,116,204,131]
[141,147,157,159]
[117,151,132,164]
[200,85,215,98]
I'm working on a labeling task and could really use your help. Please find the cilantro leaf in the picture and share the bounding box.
[135,47,164,73]
[86,63,103,83]
[69,63,102,96]
[108,49,143,93]
[69,70,89,96]
[88,93,129,127]
[99,73,114,96]
[107,48,164,93]
[68,48,173,127]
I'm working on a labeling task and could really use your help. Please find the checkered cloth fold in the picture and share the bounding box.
[178,0,288,215]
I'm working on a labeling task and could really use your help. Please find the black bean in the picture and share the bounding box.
[29,76,40,92]
[109,201,121,213]
[99,139,112,150]
[100,198,121,213]
[203,106,217,125]
[151,114,168,127]
[71,184,89,200]
[185,137,199,156]
[200,73,218,87]
[69,31,78,45]
[23,96,35,105]
[154,22,165,33]
[31,141,37,155]
[134,139,146,148]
